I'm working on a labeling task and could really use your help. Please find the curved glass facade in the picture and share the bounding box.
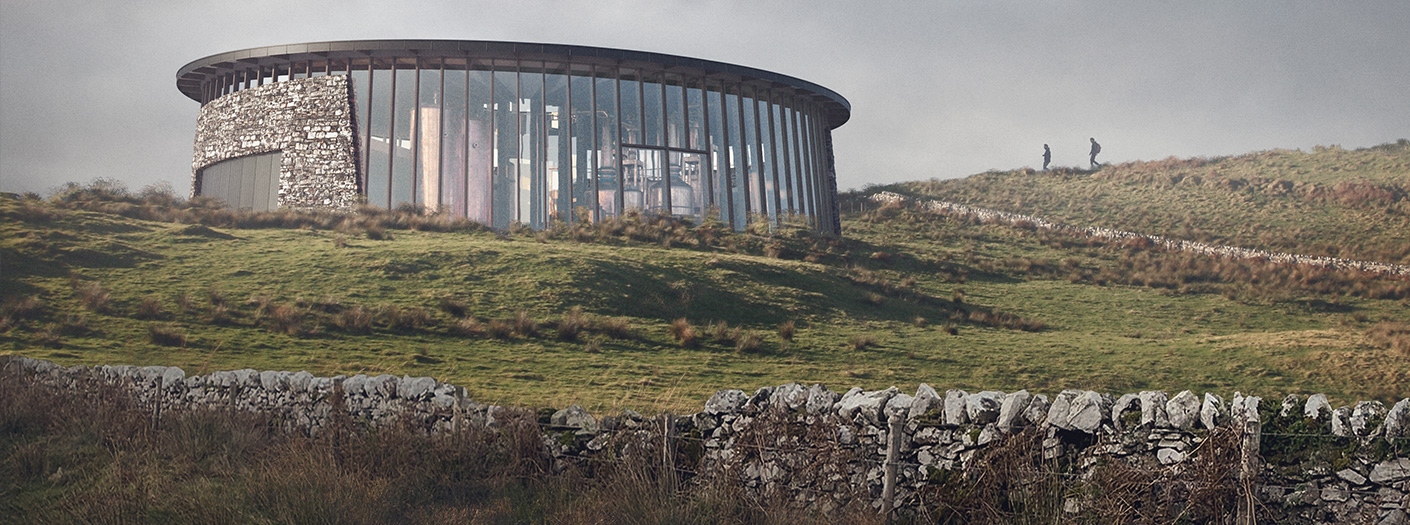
[179,41,849,232]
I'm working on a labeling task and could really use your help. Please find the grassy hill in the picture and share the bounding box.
[3,156,1409,414]
[885,140,1410,265]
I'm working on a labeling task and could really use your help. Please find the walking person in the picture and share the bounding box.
[1089,138,1102,169]
[1042,144,1051,171]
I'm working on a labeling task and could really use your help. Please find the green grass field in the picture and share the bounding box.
[3,142,1408,414]
[885,140,1410,265]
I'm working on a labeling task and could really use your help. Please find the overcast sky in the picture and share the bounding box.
[2,0,1407,197]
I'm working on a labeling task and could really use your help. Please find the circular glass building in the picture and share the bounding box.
[177,40,850,233]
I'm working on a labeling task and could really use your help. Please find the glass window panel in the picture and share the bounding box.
[677,152,704,219]
[776,103,795,215]
[545,71,570,223]
[642,75,663,147]
[367,68,392,207]
[706,86,726,222]
[725,88,745,228]
[686,83,704,151]
[570,72,595,222]
[665,79,685,149]
[418,67,441,210]
[594,75,618,219]
[519,70,543,227]
[467,69,493,223]
[741,90,759,222]
[493,68,518,229]
[619,72,641,146]
[390,67,416,209]
[792,105,810,219]
[350,68,371,187]
[759,97,777,221]
[442,69,468,217]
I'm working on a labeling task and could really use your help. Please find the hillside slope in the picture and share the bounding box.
[887,140,1410,265]
[3,173,1409,413]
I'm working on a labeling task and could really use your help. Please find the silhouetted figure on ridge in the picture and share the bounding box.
[1089,138,1102,169]
[1042,144,1051,170]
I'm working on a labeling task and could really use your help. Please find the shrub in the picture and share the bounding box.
[335,307,373,334]
[74,282,110,313]
[147,323,187,346]
[777,320,796,341]
[447,316,482,337]
[710,321,735,344]
[437,297,469,318]
[207,287,229,308]
[599,317,632,340]
[208,305,233,326]
[556,307,585,342]
[512,310,538,337]
[670,318,699,348]
[381,305,431,331]
[585,334,606,353]
[173,292,194,313]
[1,295,43,321]
[265,304,303,336]
[734,330,763,353]
[135,296,165,320]
[487,319,513,339]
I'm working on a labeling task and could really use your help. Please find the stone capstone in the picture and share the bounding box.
[944,390,969,426]
[997,390,1032,431]
[1385,398,1410,438]
[1165,390,1201,430]
[965,391,1005,425]
[1305,393,1332,419]
[909,383,942,420]
[705,389,749,415]
[1200,392,1225,431]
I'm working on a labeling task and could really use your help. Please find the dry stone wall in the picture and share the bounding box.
[869,191,1410,277]
[191,75,359,211]
[6,355,1408,523]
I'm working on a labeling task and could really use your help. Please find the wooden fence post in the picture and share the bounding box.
[1236,400,1261,525]
[881,412,903,523]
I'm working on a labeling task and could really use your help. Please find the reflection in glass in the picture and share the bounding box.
[442,68,468,216]
[545,70,569,223]
[390,66,416,208]
[520,69,542,227]
[642,76,663,147]
[222,54,837,232]
[570,71,595,221]
[594,75,618,219]
[493,68,517,229]
[417,67,441,210]
[467,69,493,223]
[367,67,392,207]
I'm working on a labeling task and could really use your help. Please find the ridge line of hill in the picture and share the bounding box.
[869,191,1410,277]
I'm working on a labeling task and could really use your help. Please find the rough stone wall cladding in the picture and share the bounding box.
[7,356,1408,523]
[191,75,359,211]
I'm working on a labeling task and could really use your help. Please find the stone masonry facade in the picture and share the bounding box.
[190,75,359,211]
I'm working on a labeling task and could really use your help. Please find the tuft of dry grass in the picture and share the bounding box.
[335,307,374,334]
[265,304,303,336]
[74,281,110,313]
[847,334,875,350]
[135,296,165,320]
[147,323,187,347]
[777,320,796,341]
